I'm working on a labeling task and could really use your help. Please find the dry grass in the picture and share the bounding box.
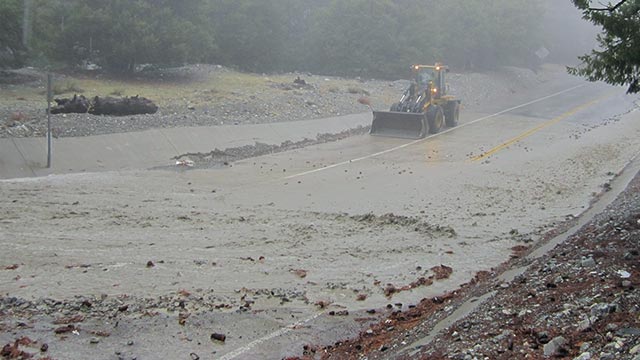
[0,67,395,113]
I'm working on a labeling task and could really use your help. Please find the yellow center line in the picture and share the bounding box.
[471,93,615,162]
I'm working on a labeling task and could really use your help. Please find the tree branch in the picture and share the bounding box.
[589,0,628,11]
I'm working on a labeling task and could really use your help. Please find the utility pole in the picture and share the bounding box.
[47,74,52,168]
[23,0,32,48]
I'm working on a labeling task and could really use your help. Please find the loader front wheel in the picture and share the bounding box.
[419,114,429,138]
[428,105,444,134]
[445,101,460,127]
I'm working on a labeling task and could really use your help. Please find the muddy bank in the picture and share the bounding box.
[171,126,370,169]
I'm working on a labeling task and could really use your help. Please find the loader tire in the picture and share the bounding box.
[419,114,429,138]
[428,105,444,134]
[445,101,460,127]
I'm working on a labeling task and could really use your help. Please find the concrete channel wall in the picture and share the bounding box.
[0,113,370,179]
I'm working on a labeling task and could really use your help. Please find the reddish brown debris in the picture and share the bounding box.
[314,300,332,309]
[89,330,110,337]
[290,269,308,278]
[431,265,453,280]
[53,324,76,334]
[15,337,33,346]
[1,339,34,359]
[178,312,190,326]
[382,265,453,298]
[52,314,84,325]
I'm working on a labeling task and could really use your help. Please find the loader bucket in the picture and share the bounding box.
[370,111,427,139]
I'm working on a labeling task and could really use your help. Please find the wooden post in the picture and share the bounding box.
[47,74,52,168]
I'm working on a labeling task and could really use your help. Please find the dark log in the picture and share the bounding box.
[50,95,158,116]
[50,94,90,114]
[90,95,158,116]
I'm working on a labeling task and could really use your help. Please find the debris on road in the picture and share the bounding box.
[318,169,640,359]
[210,333,226,343]
[54,324,77,334]
[175,159,194,167]
[290,269,308,279]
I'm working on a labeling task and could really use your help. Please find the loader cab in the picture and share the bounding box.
[412,64,448,100]
[416,69,435,87]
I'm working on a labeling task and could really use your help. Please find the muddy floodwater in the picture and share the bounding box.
[2,68,640,359]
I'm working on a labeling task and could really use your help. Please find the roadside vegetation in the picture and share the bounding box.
[569,0,640,93]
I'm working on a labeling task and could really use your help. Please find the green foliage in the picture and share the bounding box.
[302,0,415,78]
[569,0,640,93]
[18,0,544,77]
[209,0,291,72]
[31,0,215,72]
[299,0,543,78]
[0,0,26,68]
[436,0,543,69]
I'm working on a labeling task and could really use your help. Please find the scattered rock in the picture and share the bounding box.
[210,333,226,343]
[581,257,597,268]
[543,336,568,357]
[290,269,307,278]
[590,303,617,318]
[574,351,591,360]
[54,324,76,334]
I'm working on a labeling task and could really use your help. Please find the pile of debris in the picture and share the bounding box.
[51,95,158,116]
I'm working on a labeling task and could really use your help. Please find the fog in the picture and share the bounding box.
[541,0,601,65]
[1,0,605,77]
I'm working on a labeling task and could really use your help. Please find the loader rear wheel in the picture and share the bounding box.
[428,105,444,134]
[445,101,460,127]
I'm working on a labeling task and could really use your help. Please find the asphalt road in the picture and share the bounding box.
[1,77,640,359]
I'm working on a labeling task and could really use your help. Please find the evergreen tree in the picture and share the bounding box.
[570,0,640,93]
[0,0,25,67]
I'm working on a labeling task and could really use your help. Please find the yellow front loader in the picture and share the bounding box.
[371,64,460,139]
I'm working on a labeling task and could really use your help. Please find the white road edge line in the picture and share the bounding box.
[218,312,324,360]
[284,83,586,180]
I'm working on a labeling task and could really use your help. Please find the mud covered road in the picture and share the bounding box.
[1,69,640,359]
